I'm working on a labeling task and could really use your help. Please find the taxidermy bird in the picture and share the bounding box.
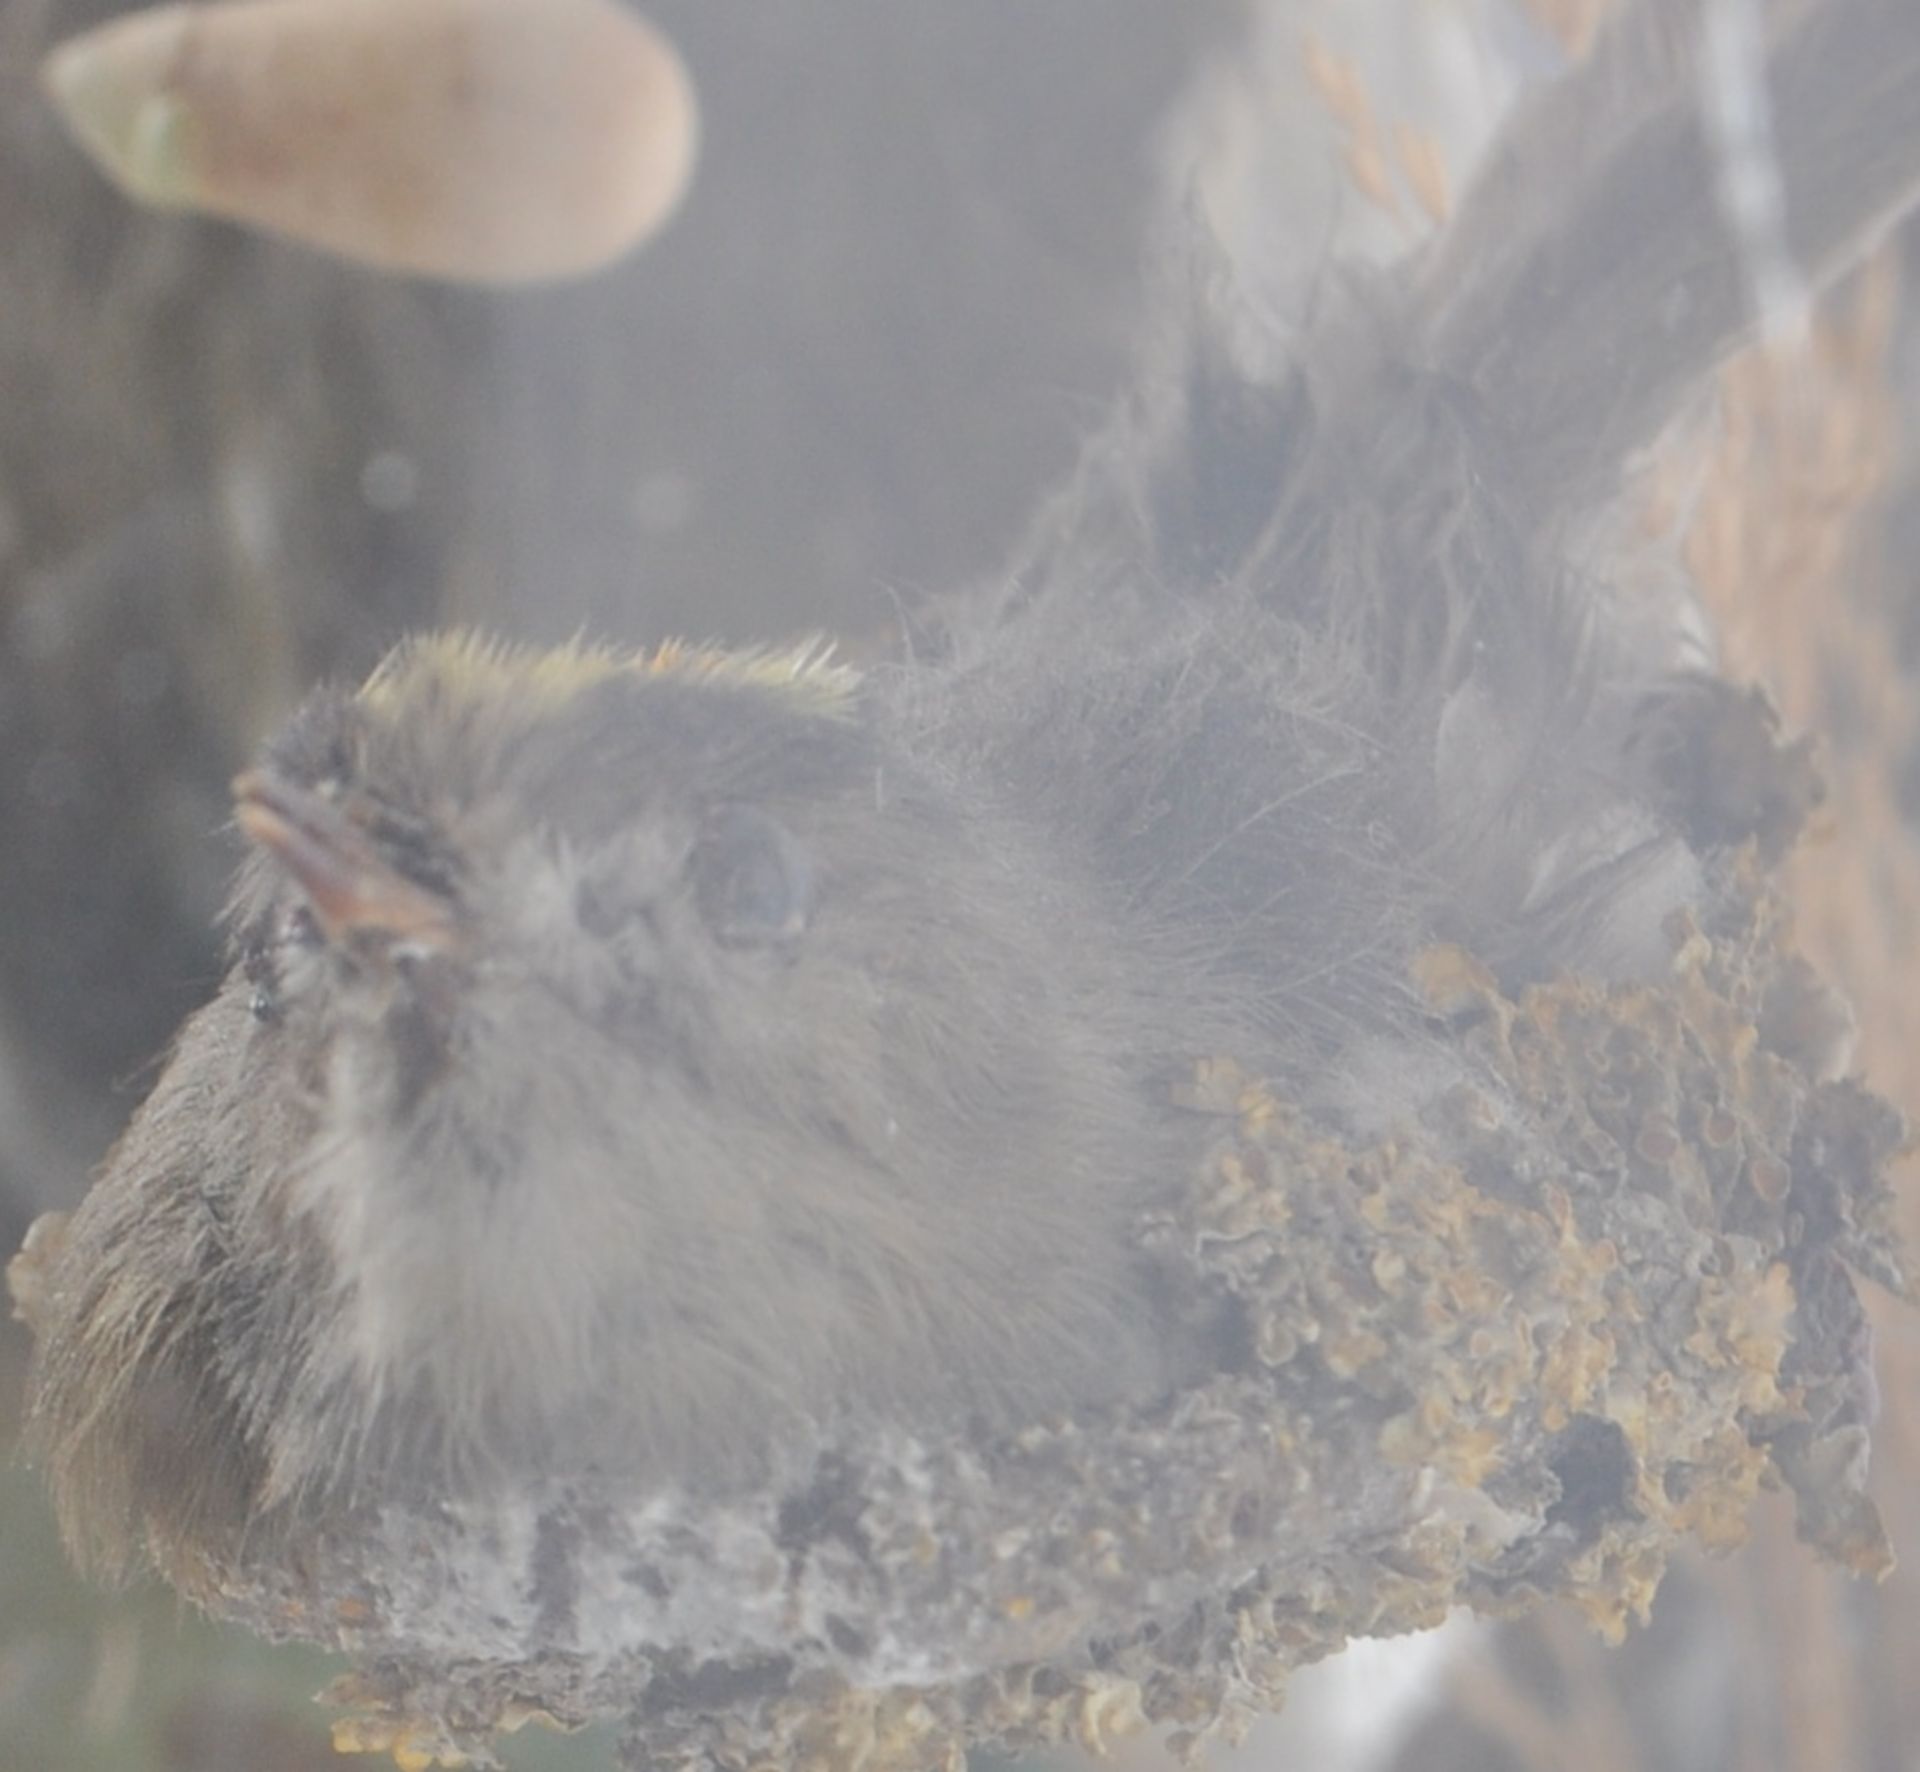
[12,0,1920,1760]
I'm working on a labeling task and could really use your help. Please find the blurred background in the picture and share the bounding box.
[0,0,1915,1767]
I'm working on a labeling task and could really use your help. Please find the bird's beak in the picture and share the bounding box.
[233,770,456,950]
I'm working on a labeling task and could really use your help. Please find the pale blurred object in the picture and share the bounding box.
[1165,0,1527,336]
[39,0,699,285]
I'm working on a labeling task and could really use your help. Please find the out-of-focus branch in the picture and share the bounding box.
[1418,0,1920,519]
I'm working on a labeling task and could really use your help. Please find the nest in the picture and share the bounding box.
[133,845,1899,1772]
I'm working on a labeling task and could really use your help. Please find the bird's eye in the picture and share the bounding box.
[239,902,329,1023]
[688,805,817,948]
[575,877,639,942]
[241,936,281,1023]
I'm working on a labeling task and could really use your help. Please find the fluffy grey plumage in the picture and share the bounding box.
[20,0,1920,1599]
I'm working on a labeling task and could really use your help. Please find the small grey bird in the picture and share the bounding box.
[18,0,1920,1610]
